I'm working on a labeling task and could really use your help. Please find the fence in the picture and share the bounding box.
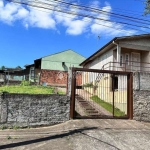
[70,68,133,119]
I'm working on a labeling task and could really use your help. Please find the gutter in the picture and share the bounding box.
[112,40,118,46]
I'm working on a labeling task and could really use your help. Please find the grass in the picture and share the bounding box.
[0,85,65,94]
[90,95,125,116]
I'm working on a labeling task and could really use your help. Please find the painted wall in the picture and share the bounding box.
[41,50,86,71]
[83,48,114,84]
[87,48,113,70]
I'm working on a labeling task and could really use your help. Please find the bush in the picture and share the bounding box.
[83,83,93,88]
[21,80,30,86]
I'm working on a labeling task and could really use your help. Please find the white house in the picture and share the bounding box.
[79,34,150,114]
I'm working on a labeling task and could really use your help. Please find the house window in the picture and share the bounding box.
[31,70,34,79]
[120,55,123,66]
[125,53,129,65]
[112,76,118,90]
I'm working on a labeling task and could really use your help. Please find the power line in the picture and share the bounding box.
[13,2,146,34]
[47,0,150,24]
[5,0,150,33]
[9,0,150,29]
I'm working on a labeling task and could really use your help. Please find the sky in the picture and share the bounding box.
[0,0,149,68]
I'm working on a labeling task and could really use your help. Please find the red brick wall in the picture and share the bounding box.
[76,73,82,86]
[40,69,82,86]
[40,70,68,86]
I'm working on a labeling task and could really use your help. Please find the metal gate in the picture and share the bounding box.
[70,68,133,119]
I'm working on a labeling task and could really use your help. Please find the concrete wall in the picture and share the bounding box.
[133,72,150,122]
[0,93,70,127]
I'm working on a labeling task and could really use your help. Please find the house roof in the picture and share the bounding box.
[34,49,86,62]
[24,64,34,68]
[80,34,150,66]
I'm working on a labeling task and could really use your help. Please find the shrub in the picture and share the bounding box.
[21,80,30,86]
[83,83,93,88]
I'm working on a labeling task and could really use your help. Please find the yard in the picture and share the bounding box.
[91,95,125,116]
[0,85,65,94]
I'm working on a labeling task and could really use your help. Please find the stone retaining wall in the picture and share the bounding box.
[0,93,70,127]
[133,90,150,122]
[133,72,150,122]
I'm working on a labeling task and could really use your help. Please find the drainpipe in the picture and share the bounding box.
[113,41,121,71]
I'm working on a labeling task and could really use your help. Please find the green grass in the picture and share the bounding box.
[90,95,125,116]
[0,85,65,94]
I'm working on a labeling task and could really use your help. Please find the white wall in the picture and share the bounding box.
[88,48,113,70]
[83,48,113,84]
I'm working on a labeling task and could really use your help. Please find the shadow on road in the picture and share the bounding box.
[0,127,96,149]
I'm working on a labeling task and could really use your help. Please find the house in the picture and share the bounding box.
[33,49,86,86]
[0,67,25,85]
[80,34,150,72]
[24,64,35,82]
[79,34,150,114]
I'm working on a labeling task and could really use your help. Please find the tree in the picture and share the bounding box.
[1,66,5,70]
[144,0,150,15]
[16,66,22,69]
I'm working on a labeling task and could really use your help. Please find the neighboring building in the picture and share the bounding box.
[24,64,35,82]
[34,49,86,86]
[79,34,150,114]
[0,68,24,84]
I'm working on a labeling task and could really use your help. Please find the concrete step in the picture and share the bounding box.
[85,108,95,111]
[86,110,99,113]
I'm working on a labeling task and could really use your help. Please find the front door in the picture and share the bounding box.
[131,52,140,71]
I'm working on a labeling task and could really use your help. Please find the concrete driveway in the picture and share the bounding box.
[0,119,150,150]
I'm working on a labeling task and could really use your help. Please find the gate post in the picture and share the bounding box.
[70,69,76,119]
[128,73,133,119]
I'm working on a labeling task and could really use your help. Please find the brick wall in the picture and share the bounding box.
[40,69,82,86]
[0,93,70,127]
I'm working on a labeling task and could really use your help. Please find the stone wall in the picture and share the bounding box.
[133,90,150,122]
[0,93,70,127]
[133,72,150,122]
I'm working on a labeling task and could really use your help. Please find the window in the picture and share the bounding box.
[125,53,129,65]
[112,76,118,90]
[31,70,34,79]
[120,55,123,66]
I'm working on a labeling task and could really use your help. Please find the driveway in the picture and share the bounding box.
[0,119,150,150]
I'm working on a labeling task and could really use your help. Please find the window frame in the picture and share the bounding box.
[125,53,129,65]
[120,55,123,67]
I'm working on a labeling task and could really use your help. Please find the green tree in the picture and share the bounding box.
[144,0,150,15]
[1,66,5,70]
[16,66,22,69]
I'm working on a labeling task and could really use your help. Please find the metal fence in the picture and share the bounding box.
[70,68,133,119]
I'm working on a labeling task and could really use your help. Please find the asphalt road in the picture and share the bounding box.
[0,119,150,150]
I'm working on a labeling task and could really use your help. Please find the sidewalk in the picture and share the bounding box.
[0,119,150,150]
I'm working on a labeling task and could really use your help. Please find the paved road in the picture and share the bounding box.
[0,119,150,150]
